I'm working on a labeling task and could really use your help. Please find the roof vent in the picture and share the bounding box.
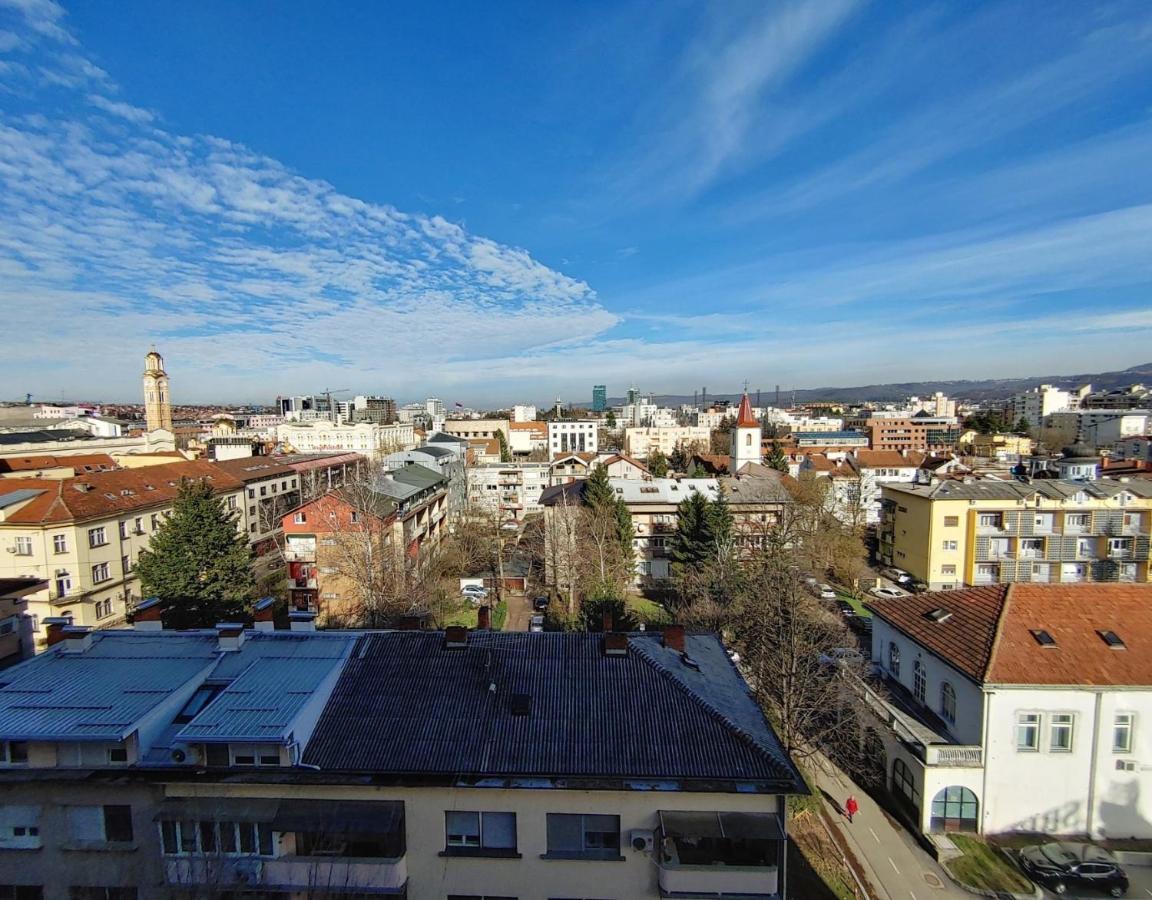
[444,625,468,649]
[602,632,628,657]
[924,608,952,623]
[216,622,245,651]
[289,610,316,633]
[1029,629,1057,648]
[1098,630,1126,650]
[510,693,531,717]
[60,625,92,654]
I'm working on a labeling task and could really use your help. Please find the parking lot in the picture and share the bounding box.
[1032,857,1152,898]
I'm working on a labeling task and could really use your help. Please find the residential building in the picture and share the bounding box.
[1080,384,1152,410]
[549,419,598,455]
[425,397,446,419]
[624,425,710,458]
[970,432,1034,460]
[730,392,763,473]
[1007,383,1088,428]
[0,620,803,899]
[879,478,1152,590]
[1043,410,1151,449]
[1116,436,1152,464]
[844,412,961,452]
[508,420,548,457]
[141,349,173,433]
[549,451,596,483]
[351,394,398,425]
[801,450,923,527]
[276,421,416,458]
[210,457,302,564]
[371,467,451,568]
[0,454,118,480]
[863,583,1152,838]
[467,462,551,521]
[275,451,366,497]
[382,445,467,517]
[601,453,650,480]
[0,577,43,666]
[592,384,607,412]
[442,418,511,444]
[0,461,246,642]
[278,393,335,421]
[908,392,957,418]
[511,404,538,423]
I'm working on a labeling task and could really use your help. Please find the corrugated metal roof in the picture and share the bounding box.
[304,632,803,790]
[0,488,45,510]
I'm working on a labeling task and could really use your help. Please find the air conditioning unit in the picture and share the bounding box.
[169,743,203,765]
[629,829,655,853]
[4,547,15,554]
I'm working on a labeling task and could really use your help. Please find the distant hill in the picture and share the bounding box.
[605,362,1152,408]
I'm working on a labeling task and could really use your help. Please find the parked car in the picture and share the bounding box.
[532,596,550,612]
[461,585,489,600]
[529,614,545,633]
[881,567,914,585]
[818,647,864,668]
[869,586,907,600]
[1018,842,1129,896]
[818,584,837,601]
[835,599,857,617]
[500,520,519,532]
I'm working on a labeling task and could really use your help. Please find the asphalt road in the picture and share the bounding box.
[503,591,533,632]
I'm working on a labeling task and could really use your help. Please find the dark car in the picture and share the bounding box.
[835,599,857,618]
[1018,842,1128,896]
[532,596,549,612]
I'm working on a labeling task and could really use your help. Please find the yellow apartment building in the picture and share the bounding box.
[0,461,246,646]
[879,478,1152,590]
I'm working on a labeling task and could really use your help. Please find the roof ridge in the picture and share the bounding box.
[628,637,789,775]
[983,583,1015,680]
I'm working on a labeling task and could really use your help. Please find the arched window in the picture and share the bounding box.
[888,642,900,678]
[913,659,926,703]
[931,786,979,833]
[941,682,956,724]
[745,433,752,447]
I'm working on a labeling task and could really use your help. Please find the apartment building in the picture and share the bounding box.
[800,450,923,526]
[1116,436,1152,464]
[844,413,961,452]
[508,420,548,457]
[0,462,246,644]
[0,577,42,666]
[0,619,803,899]
[467,462,551,521]
[442,418,511,443]
[879,478,1152,590]
[276,421,416,458]
[211,456,300,555]
[623,425,709,459]
[549,420,598,455]
[862,584,1152,839]
[1007,383,1088,428]
[1043,410,1151,449]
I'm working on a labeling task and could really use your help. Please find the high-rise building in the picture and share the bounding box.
[592,385,607,412]
[142,349,173,433]
[425,397,445,419]
[626,385,640,406]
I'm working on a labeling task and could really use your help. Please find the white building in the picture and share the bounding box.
[467,462,551,520]
[425,398,445,419]
[1044,410,1151,448]
[277,421,415,458]
[548,420,598,455]
[624,426,710,459]
[865,584,1152,838]
[909,392,957,418]
[510,405,537,423]
[729,394,762,473]
[1008,383,1087,428]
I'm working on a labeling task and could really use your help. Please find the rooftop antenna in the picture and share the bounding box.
[756,388,761,408]
[775,384,781,407]
[701,386,707,408]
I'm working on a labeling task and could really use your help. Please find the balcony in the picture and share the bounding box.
[293,577,317,589]
[283,549,315,563]
[924,745,983,767]
[657,811,782,898]
[264,855,407,893]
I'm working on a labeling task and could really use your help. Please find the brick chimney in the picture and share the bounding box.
[60,625,92,654]
[252,596,277,632]
[444,625,468,649]
[663,624,685,653]
[601,609,613,633]
[133,596,165,631]
[289,610,316,633]
[43,616,73,647]
[477,605,491,630]
[602,632,628,657]
[216,622,245,651]
[398,615,423,631]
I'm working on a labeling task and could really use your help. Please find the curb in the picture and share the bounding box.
[938,846,1042,900]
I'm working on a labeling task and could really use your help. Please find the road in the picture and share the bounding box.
[810,755,969,900]
[502,591,533,631]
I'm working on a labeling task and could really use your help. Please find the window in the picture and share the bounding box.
[248,488,255,499]
[350,511,360,524]
[91,563,111,584]
[230,744,281,767]
[943,516,959,527]
[160,820,272,857]
[260,487,267,497]
[977,513,1002,529]
[892,758,920,812]
[94,599,113,620]
[68,890,137,900]
[941,540,958,551]
[132,517,143,534]
[0,887,42,899]
[1114,713,1134,753]
[941,564,957,576]
[13,537,32,556]
[293,512,306,524]
[940,682,956,724]
[1066,513,1089,529]
[1050,714,1074,752]
[912,660,926,703]
[53,534,67,554]
[87,527,107,548]
[1016,713,1040,751]
[444,811,517,855]
[930,785,979,834]
[0,742,27,767]
[66,806,133,844]
[888,642,900,678]
[226,496,238,510]
[118,521,128,540]
[150,514,159,531]
[54,573,72,597]
[545,813,621,859]
[121,555,130,575]
[0,806,41,849]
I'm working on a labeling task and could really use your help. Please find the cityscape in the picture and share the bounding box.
[2,2,1152,900]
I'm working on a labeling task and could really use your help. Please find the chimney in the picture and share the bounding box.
[289,610,316,633]
[60,625,92,654]
[133,596,165,631]
[601,609,613,633]
[663,624,685,653]
[216,622,246,651]
[444,625,468,649]
[602,632,628,657]
[44,616,73,647]
[477,605,491,630]
[398,615,423,631]
[252,596,277,632]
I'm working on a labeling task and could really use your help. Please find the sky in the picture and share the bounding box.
[1,0,1151,406]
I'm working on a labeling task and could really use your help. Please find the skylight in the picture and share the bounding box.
[1097,630,1126,650]
[924,608,952,623]
[1029,629,1057,647]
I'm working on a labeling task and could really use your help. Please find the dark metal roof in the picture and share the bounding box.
[304,631,803,791]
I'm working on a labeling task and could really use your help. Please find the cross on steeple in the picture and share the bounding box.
[742,379,750,394]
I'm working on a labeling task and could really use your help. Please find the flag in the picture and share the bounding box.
[454,401,464,408]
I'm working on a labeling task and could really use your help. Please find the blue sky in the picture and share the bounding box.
[1,0,1151,405]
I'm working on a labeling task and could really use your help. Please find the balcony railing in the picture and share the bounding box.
[166,855,407,893]
[924,745,983,767]
[293,577,317,589]
[658,860,779,897]
[284,549,315,562]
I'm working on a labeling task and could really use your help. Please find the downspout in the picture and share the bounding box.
[981,688,992,833]
[1086,690,1103,839]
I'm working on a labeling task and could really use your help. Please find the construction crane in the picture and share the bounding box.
[318,388,350,421]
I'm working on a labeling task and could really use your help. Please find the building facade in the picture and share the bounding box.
[548,420,598,456]
[277,422,415,459]
[592,385,607,412]
[467,462,551,521]
[142,349,173,434]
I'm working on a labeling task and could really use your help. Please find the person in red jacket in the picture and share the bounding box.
[845,795,859,823]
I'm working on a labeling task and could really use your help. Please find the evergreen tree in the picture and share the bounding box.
[583,465,633,563]
[647,448,669,478]
[706,491,733,549]
[669,443,689,474]
[670,492,713,570]
[767,440,788,473]
[496,429,512,462]
[134,479,256,629]
[605,409,616,429]
[1013,416,1032,435]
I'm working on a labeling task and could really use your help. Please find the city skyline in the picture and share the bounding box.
[2,1,1152,404]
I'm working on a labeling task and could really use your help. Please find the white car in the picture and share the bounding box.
[818,584,837,601]
[461,585,489,598]
[869,586,906,600]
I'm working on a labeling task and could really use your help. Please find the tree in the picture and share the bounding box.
[496,429,512,463]
[1013,416,1032,435]
[581,466,634,599]
[135,479,256,629]
[766,440,788,473]
[709,414,736,455]
[604,409,616,429]
[668,443,689,474]
[647,448,669,478]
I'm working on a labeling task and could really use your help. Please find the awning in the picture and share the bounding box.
[155,798,280,823]
[271,800,404,835]
[659,811,784,841]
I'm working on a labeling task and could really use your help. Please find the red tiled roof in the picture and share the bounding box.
[210,456,298,482]
[602,453,649,472]
[869,584,1152,686]
[0,453,117,474]
[0,461,244,525]
[852,450,917,469]
[736,393,758,428]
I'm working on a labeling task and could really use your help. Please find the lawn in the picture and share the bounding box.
[439,599,507,630]
[627,595,673,626]
[835,591,872,617]
[945,835,1033,894]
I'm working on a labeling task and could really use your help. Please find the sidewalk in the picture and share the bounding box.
[809,754,968,900]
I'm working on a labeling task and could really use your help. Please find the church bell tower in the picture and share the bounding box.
[142,349,173,433]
